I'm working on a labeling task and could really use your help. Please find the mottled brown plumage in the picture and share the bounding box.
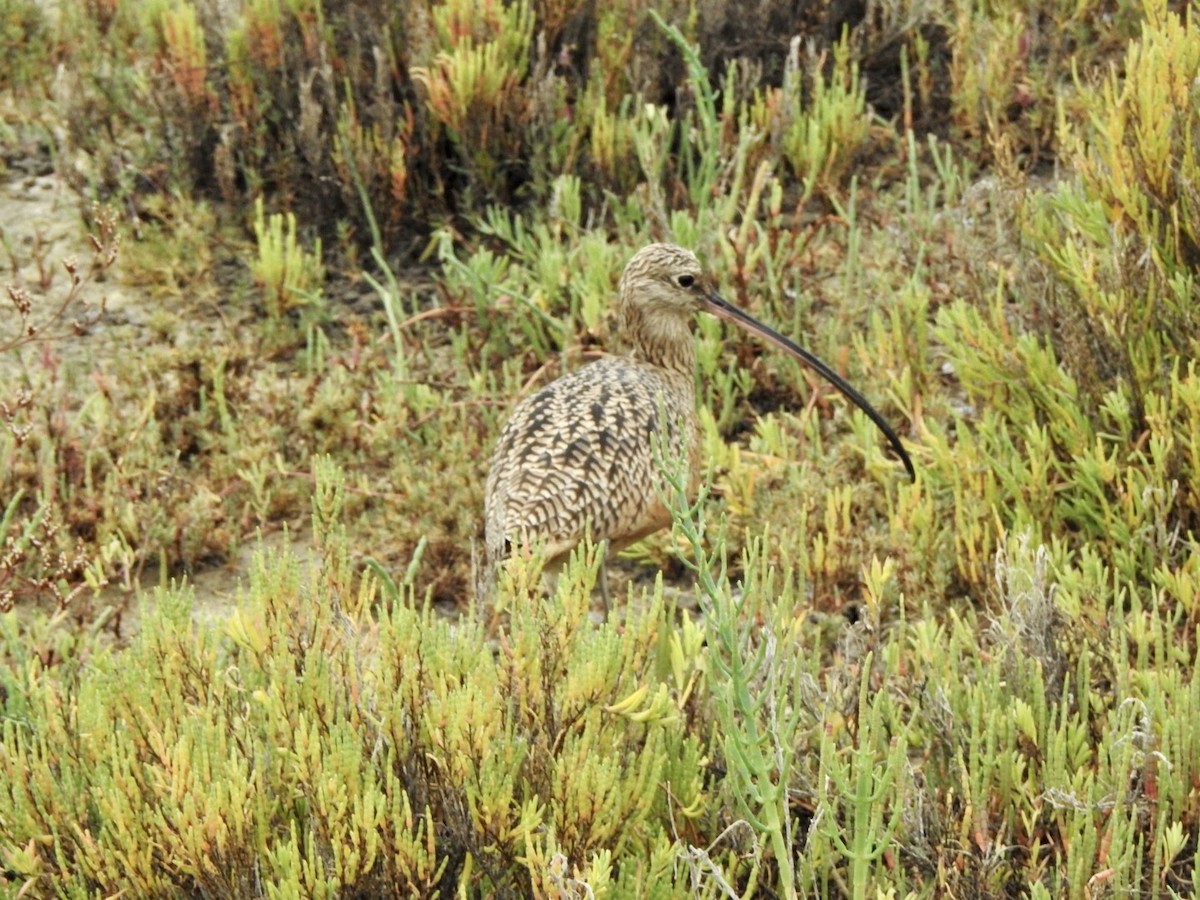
[484,243,913,596]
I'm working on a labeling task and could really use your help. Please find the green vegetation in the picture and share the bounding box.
[2,0,1198,895]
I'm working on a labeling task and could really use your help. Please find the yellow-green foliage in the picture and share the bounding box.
[941,0,1137,160]
[1041,0,1200,386]
[252,196,326,319]
[0,0,50,93]
[780,36,872,205]
[0,462,707,895]
[411,0,535,194]
[159,2,215,112]
[25,0,1144,247]
[5,472,1200,895]
[4,0,1200,896]
[930,0,1200,594]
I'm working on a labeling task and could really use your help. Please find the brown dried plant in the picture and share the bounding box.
[2,206,119,355]
[1,206,121,613]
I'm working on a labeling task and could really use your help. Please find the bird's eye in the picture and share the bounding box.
[677,275,696,289]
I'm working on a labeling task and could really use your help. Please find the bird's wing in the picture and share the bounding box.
[485,360,683,562]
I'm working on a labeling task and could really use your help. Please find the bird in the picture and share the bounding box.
[483,243,914,606]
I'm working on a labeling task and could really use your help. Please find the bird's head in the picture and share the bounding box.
[615,241,916,481]
[618,243,714,323]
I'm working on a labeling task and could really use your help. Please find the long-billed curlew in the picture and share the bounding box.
[484,243,914,602]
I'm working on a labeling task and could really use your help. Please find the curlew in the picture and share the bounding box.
[484,243,914,603]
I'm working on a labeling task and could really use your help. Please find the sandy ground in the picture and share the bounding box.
[2,169,317,634]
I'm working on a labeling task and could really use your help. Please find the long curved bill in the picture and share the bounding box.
[702,288,915,481]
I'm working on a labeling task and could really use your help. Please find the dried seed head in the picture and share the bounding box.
[8,285,32,317]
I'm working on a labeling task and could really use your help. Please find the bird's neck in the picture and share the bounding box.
[621,307,696,378]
